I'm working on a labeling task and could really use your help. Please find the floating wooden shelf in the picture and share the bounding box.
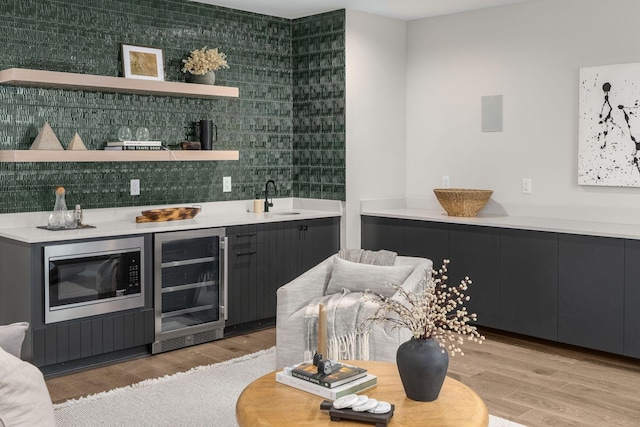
[0,68,239,99]
[0,150,239,162]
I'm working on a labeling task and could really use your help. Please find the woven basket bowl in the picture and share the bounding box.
[433,188,493,217]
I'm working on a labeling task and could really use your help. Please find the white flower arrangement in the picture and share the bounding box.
[181,46,229,75]
[363,259,484,356]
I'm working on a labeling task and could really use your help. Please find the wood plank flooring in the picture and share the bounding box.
[46,327,640,427]
[45,328,277,405]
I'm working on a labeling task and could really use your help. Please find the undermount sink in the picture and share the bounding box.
[268,211,301,215]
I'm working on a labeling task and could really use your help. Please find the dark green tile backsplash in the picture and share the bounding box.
[292,12,345,201]
[0,0,345,213]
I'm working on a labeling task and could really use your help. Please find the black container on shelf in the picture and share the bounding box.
[198,119,217,150]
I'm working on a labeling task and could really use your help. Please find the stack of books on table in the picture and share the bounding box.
[104,141,162,150]
[276,361,377,400]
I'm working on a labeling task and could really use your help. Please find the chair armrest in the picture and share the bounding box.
[276,255,335,322]
[395,258,432,296]
[275,255,336,368]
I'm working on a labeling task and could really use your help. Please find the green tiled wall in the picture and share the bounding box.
[0,1,345,213]
[292,11,345,201]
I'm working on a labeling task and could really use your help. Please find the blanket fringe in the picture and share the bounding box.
[327,330,370,361]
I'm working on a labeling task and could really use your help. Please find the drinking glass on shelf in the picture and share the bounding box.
[118,126,132,141]
[135,127,150,141]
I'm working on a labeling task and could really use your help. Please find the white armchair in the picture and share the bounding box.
[275,254,432,369]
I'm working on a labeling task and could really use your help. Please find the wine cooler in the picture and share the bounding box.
[152,228,227,354]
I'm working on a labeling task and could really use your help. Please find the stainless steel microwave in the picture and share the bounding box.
[44,236,145,324]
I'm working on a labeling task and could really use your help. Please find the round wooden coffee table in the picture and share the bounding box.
[236,360,488,427]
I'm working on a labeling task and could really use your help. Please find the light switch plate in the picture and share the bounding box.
[223,176,231,192]
[130,179,140,196]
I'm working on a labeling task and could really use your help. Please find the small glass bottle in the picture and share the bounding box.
[48,186,76,229]
[74,204,83,227]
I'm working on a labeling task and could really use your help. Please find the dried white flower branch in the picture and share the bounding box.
[182,46,229,75]
[363,259,485,356]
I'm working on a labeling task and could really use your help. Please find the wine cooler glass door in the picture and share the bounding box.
[154,228,226,350]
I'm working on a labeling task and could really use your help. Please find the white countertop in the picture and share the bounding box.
[0,198,343,244]
[361,198,640,241]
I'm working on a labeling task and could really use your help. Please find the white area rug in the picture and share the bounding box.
[54,347,525,426]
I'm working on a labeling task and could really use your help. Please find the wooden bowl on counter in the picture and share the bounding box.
[136,207,201,223]
[433,188,492,217]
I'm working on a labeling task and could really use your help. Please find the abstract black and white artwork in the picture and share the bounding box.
[579,62,640,187]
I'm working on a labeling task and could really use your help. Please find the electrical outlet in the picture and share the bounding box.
[130,179,140,196]
[223,176,232,192]
[522,178,532,194]
[442,176,450,188]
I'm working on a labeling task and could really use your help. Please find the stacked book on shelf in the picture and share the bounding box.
[104,141,162,150]
[276,361,377,400]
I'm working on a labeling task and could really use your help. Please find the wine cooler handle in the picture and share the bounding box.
[221,236,229,321]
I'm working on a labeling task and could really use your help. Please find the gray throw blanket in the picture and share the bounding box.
[338,249,397,266]
[303,289,378,362]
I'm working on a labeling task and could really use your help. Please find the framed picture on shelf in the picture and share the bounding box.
[121,44,165,81]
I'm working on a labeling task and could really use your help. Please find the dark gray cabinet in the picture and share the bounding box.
[625,240,640,358]
[227,217,340,330]
[450,225,501,329]
[362,217,498,329]
[361,216,405,253]
[361,216,449,263]
[278,217,341,281]
[227,224,263,328]
[361,215,640,358]
[403,220,450,263]
[0,234,154,372]
[500,229,558,341]
[298,217,341,274]
[32,310,154,369]
[558,234,624,354]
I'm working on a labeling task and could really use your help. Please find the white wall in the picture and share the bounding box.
[345,10,407,247]
[406,0,640,222]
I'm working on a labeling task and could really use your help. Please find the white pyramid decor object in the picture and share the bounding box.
[67,132,87,150]
[30,122,64,150]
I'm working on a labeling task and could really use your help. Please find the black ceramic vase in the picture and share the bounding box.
[396,338,449,402]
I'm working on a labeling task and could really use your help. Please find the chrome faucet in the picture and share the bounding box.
[264,179,277,212]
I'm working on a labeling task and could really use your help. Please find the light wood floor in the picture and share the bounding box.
[46,328,640,427]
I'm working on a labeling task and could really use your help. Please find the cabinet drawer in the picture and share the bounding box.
[230,225,264,247]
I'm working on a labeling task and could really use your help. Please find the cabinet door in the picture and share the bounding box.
[258,223,278,320]
[403,220,450,263]
[625,239,640,358]
[450,225,500,329]
[227,225,259,327]
[361,216,406,253]
[558,234,624,354]
[301,217,340,272]
[279,220,303,284]
[361,216,450,261]
[280,218,340,280]
[500,229,558,341]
